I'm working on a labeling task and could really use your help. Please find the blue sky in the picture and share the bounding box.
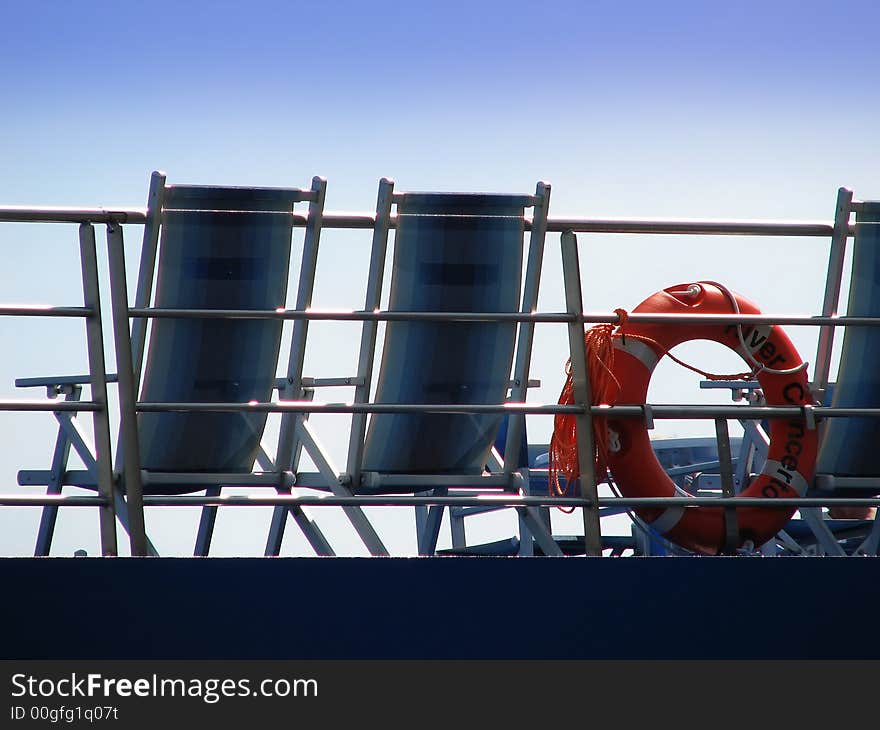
[0,1,878,555]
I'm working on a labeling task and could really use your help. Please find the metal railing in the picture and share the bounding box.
[0,183,877,558]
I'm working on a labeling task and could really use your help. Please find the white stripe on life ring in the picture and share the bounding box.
[648,506,685,534]
[735,323,773,358]
[759,459,810,496]
[614,338,660,373]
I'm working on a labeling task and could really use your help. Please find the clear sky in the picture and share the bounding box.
[1,0,878,556]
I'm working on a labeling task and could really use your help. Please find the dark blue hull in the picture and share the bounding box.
[3,557,879,660]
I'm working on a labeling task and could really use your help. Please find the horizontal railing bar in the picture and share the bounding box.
[127,308,880,327]
[312,215,848,237]
[131,402,880,419]
[0,400,101,412]
[129,495,880,508]
[135,401,584,414]
[6,397,874,420]
[4,493,878,509]
[361,473,514,489]
[0,495,107,506]
[0,306,92,318]
[0,207,147,224]
[544,218,843,237]
[15,470,518,490]
[0,207,848,238]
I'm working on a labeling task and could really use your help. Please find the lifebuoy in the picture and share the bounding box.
[606,281,817,554]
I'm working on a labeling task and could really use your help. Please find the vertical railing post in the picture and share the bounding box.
[814,187,853,394]
[560,231,602,557]
[275,177,327,472]
[503,182,550,477]
[106,222,148,557]
[79,223,118,556]
[715,417,739,554]
[345,178,396,487]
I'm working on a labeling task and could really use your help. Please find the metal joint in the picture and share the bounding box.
[642,404,655,430]
[802,403,817,430]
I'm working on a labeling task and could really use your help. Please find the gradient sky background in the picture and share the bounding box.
[0,0,878,556]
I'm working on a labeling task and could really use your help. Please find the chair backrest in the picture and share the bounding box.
[361,191,535,474]
[137,183,311,480]
[817,201,880,480]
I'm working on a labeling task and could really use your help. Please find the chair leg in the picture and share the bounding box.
[36,387,81,556]
[194,486,222,556]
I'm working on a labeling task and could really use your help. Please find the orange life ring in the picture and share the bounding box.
[606,281,818,554]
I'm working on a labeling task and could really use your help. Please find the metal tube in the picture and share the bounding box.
[417,488,447,555]
[345,178,395,485]
[284,490,336,556]
[543,218,840,237]
[124,307,880,327]
[360,473,512,490]
[814,187,854,392]
[193,486,221,557]
[0,207,147,224]
[265,487,291,556]
[516,506,564,556]
[274,185,327,544]
[275,176,326,471]
[504,183,550,556]
[106,222,148,557]
[0,400,101,412]
[16,374,119,388]
[4,493,880,508]
[79,223,118,556]
[0,208,849,238]
[0,306,92,317]
[112,484,159,557]
[269,178,327,549]
[296,419,388,556]
[128,170,166,395]
[0,496,108,506]
[560,231,602,557]
[715,418,739,554]
[131,401,880,419]
[504,182,550,476]
[143,471,296,487]
[122,495,880,508]
[135,401,583,414]
[34,387,80,556]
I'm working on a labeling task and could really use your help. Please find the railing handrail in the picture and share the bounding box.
[0,205,854,237]
[123,401,874,419]
[2,494,880,509]
[125,308,880,327]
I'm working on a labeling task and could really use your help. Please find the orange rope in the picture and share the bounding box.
[548,309,756,511]
[548,308,627,512]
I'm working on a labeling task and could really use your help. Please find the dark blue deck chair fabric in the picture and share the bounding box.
[138,187,297,487]
[362,193,529,474]
[817,202,880,480]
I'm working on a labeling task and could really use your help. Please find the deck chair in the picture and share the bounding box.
[18,172,354,556]
[281,179,563,556]
[808,197,880,554]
